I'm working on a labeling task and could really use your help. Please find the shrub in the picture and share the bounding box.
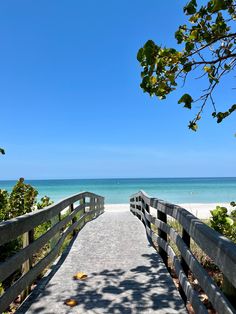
[210,203,236,243]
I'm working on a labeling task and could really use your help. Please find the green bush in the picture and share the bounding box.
[8,178,38,218]
[34,196,54,239]
[0,178,53,289]
[0,189,10,221]
[210,202,236,243]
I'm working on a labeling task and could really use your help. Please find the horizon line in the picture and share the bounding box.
[1,176,236,182]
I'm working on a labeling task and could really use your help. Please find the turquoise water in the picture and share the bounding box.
[0,178,235,204]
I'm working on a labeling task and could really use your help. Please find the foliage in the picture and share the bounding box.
[0,180,54,223]
[0,179,53,258]
[34,196,54,239]
[0,179,54,307]
[8,178,38,218]
[137,0,236,130]
[0,148,5,155]
[210,202,236,242]
[0,190,10,221]
[37,195,54,209]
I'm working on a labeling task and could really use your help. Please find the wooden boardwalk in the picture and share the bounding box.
[17,210,186,314]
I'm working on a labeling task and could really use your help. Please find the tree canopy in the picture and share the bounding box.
[137,0,236,130]
[0,148,5,155]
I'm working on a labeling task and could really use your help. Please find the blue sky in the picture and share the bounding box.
[0,0,235,179]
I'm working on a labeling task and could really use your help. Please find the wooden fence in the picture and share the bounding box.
[0,191,104,313]
[130,190,236,314]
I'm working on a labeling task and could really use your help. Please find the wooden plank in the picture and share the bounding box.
[151,215,235,314]
[0,207,102,313]
[131,191,236,289]
[70,203,77,236]
[0,205,84,283]
[0,196,101,246]
[0,193,85,246]
[157,208,168,266]
[145,225,207,314]
[21,232,31,300]
[180,228,190,304]
[50,214,60,250]
[131,194,236,313]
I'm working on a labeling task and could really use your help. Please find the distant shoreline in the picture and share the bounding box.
[105,203,234,219]
[1,177,235,204]
[1,176,236,182]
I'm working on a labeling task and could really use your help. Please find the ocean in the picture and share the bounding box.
[0,177,235,204]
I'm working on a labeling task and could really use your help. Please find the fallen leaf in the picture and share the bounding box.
[73,272,88,280]
[64,299,78,307]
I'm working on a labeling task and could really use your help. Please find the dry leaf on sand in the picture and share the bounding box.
[73,272,88,280]
[64,298,78,307]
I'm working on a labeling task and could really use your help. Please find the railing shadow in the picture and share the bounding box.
[17,213,103,313]
[18,251,186,313]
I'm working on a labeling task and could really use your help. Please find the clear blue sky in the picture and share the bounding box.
[0,0,235,179]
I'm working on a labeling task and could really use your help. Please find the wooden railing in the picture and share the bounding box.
[0,191,104,313]
[130,190,236,314]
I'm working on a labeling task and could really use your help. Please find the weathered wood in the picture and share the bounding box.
[0,206,84,283]
[0,208,101,313]
[0,192,103,246]
[137,206,235,314]
[50,214,60,250]
[70,203,77,236]
[80,197,86,228]
[154,216,235,314]
[21,231,32,300]
[130,191,236,314]
[147,228,207,314]
[157,209,168,267]
[180,228,190,304]
[223,275,236,308]
[0,191,104,314]
[131,190,236,289]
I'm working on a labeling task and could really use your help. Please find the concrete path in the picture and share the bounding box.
[18,210,186,314]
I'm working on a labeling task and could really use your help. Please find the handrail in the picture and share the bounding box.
[0,191,104,313]
[130,190,236,314]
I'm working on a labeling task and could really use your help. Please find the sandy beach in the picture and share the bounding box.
[105,202,234,219]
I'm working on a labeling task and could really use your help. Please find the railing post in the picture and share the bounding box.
[222,275,236,307]
[90,196,95,218]
[145,202,152,243]
[21,229,34,300]
[180,228,190,304]
[50,214,60,250]
[99,197,103,214]
[132,198,136,216]
[140,197,144,225]
[80,197,86,228]
[70,203,77,236]
[136,197,141,220]
[157,209,168,267]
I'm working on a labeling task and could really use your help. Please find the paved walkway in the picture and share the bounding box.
[18,210,186,314]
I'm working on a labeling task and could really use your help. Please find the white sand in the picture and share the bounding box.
[105,202,234,219]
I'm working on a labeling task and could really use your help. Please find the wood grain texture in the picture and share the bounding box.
[0,192,104,246]
[0,192,104,313]
[130,191,236,314]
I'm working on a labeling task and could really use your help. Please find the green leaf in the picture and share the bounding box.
[212,0,227,12]
[225,217,234,226]
[178,93,193,109]
[184,0,197,15]
[137,48,144,62]
[214,104,236,123]
[175,30,184,44]
[185,42,194,52]
[0,148,5,155]
[188,121,198,131]
[183,62,192,72]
